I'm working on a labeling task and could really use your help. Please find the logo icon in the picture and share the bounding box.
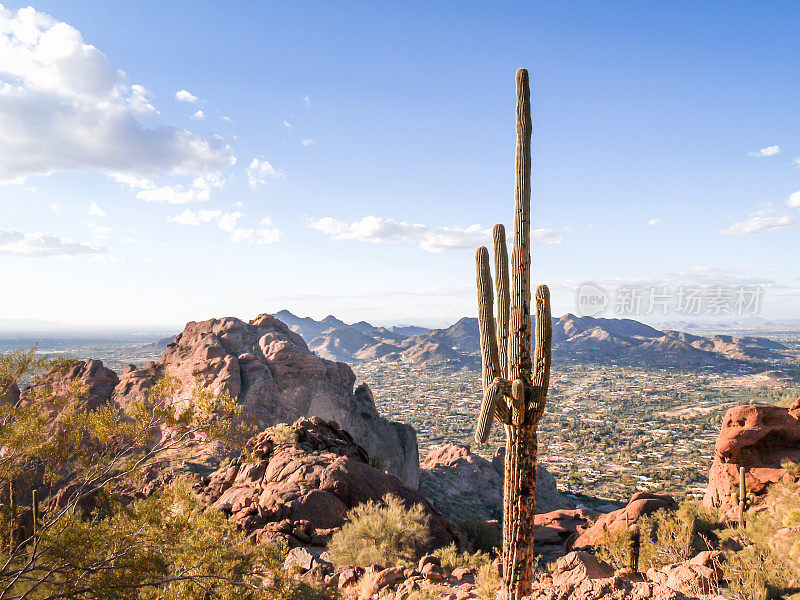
[576,282,609,317]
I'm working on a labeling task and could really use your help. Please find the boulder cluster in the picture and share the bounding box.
[197,416,462,551]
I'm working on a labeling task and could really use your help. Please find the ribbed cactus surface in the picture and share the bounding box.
[472,68,552,600]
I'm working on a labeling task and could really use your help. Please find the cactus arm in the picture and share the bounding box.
[511,379,525,426]
[475,377,512,444]
[509,68,533,385]
[528,284,552,424]
[476,247,502,389]
[493,224,511,376]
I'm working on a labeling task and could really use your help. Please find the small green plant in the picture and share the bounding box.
[474,562,500,600]
[266,423,298,446]
[721,480,800,600]
[595,502,719,573]
[595,523,635,571]
[327,494,431,568]
[432,543,491,576]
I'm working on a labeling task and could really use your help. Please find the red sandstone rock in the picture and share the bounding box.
[114,315,419,486]
[198,417,462,550]
[24,358,118,410]
[572,492,677,549]
[0,378,19,405]
[703,404,800,518]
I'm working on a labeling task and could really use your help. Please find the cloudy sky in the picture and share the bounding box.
[1,2,798,327]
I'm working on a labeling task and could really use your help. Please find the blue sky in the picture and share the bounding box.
[1,1,798,327]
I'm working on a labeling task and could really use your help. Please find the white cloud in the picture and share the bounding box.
[793,157,800,167]
[282,120,291,128]
[246,158,284,189]
[309,216,562,253]
[191,110,205,121]
[231,227,281,244]
[302,139,314,146]
[167,209,222,226]
[787,191,800,208]
[217,211,243,232]
[303,95,310,105]
[748,145,781,157]
[722,209,796,234]
[166,208,280,244]
[128,84,156,116]
[175,89,199,103]
[220,115,233,123]
[0,6,234,185]
[90,225,111,238]
[135,175,224,204]
[49,202,58,213]
[648,218,660,226]
[0,230,105,257]
[88,201,107,217]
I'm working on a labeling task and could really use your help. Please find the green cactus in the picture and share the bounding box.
[473,68,552,600]
[738,465,752,527]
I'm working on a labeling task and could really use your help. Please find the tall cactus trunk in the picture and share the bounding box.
[473,68,551,600]
[502,424,538,596]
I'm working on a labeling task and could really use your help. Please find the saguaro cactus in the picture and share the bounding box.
[473,68,552,600]
[738,465,749,527]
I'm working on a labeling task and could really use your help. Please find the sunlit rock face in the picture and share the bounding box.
[703,401,800,517]
[113,313,419,487]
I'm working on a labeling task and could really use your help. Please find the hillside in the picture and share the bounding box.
[275,310,793,371]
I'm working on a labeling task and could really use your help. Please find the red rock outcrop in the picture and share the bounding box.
[535,508,598,562]
[703,403,800,517]
[24,359,118,410]
[573,492,677,549]
[197,417,461,550]
[0,378,19,404]
[113,314,419,486]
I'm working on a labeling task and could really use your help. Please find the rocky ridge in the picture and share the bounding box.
[270,310,792,371]
[113,314,419,486]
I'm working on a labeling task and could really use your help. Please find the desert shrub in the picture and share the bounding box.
[639,503,718,570]
[460,514,501,553]
[432,543,491,575]
[595,523,635,570]
[474,562,500,600]
[267,422,298,446]
[2,479,335,600]
[595,502,719,572]
[328,494,432,567]
[721,480,800,600]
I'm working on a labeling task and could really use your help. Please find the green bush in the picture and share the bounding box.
[595,502,719,572]
[432,543,491,576]
[721,480,800,600]
[327,494,431,567]
[474,563,500,600]
[266,423,298,446]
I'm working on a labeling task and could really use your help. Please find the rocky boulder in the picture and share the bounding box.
[703,403,800,518]
[573,492,677,549]
[24,359,118,410]
[113,314,419,486]
[419,443,567,526]
[197,417,461,551]
[0,378,19,404]
[535,508,598,562]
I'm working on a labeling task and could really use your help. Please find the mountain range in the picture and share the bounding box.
[273,310,793,370]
